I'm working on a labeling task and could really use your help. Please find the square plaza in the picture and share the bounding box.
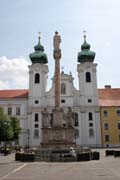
[1,149,120,180]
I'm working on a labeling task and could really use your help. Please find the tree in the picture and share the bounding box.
[10,116,21,142]
[0,108,21,146]
[0,108,13,145]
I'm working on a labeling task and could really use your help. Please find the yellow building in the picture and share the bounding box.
[99,85,120,147]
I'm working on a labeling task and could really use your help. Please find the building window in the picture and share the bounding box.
[103,110,108,117]
[61,99,65,103]
[89,123,93,127]
[116,110,120,116]
[34,124,39,128]
[74,113,79,127]
[35,73,40,83]
[35,113,38,122]
[88,99,92,103]
[89,128,94,137]
[86,72,91,82]
[35,100,39,104]
[34,129,39,138]
[8,107,12,115]
[16,107,20,115]
[88,112,93,121]
[104,123,109,130]
[118,122,120,130]
[61,83,66,94]
[74,129,79,138]
[105,135,109,142]
[119,134,120,143]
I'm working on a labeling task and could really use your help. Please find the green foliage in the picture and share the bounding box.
[0,107,21,142]
[15,152,35,162]
[0,108,13,141]
[10,116,21,140]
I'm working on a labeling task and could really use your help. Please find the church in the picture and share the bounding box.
[0,32,102,148]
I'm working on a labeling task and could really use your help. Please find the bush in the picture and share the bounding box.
[114,151,120,158]
[91,151,100,160]
[106,150,115,156]
[15,152,24,161]
[1,148,12,156]
[15,153,35,162]
[77,152,91,161]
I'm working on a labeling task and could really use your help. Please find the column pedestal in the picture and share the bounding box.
[41,127,75,149]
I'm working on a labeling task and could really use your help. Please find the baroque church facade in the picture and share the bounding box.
[0,34,102,148]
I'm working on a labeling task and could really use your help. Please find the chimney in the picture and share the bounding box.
[105,85,111,89]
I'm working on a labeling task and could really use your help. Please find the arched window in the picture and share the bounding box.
[61,83,66,94]
[35,113,38,122]
[88,112,93,120]
[86,72,91,82]
[89,128,94,137]
[74,113,79,126]
[35,73,40,83]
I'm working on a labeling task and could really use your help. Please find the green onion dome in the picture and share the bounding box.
[78,34,96,63]
[29,33,48,64]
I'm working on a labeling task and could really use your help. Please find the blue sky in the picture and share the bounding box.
[0,0,120,89]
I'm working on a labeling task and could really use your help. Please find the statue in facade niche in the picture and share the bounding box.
[53,31,61,50]
[66,107,75,127]
[42,108,51,128]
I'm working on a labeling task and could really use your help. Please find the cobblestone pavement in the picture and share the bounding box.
[1,149,120,180]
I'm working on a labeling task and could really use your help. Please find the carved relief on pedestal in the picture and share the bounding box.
[52,130,63,141]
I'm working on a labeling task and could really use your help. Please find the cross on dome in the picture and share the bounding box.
[83,30,87,42]
[38,32,41,43]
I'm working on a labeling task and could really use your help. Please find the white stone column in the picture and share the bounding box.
[53,32,62,127]
[54,51,61,108]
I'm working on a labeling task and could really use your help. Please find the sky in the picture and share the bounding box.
[0,0,120,90]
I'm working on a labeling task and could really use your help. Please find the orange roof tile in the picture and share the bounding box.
[98,88,120,106]
[0,88,120,106]
[0,89,28,99]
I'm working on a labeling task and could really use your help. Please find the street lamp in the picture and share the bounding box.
[74,130,78,149]
[27,129,30,149]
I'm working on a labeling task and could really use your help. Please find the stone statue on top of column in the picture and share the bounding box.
[53,31,61,50]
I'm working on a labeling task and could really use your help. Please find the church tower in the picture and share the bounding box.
[29,33,48,107]
[77,33,98,106]
[28,33,48,147]
[77,32,101,147]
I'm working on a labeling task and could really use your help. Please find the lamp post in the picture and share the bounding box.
[27,129,30,149]
[74,131,77,149]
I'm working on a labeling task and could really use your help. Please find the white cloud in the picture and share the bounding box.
[0,80,10,89]
[0,56,29,89]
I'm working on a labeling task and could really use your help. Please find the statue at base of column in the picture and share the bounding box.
[66,107,74,127]
[42,108,51,128]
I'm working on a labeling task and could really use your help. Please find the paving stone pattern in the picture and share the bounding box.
[0,149,120,180]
